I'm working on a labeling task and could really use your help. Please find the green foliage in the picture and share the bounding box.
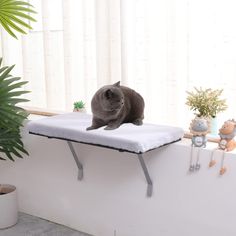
[0,0,36,161]
[0,0,36,39]
[73,100,85,109]
[186,87,227,118]
[0,58,30,161]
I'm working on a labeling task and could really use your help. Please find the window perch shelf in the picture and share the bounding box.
[28,113,184,197]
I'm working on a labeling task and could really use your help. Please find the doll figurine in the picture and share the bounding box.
[189,117,210,172]
[209,119,236,175]
[218,119,236,151]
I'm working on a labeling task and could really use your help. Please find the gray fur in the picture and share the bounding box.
[86,81,145,130]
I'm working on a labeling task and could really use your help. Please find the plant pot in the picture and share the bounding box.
[73,108,86,113]
[0,184,18,229]
[210,117,218,136]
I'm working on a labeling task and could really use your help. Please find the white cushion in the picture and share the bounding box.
[27,113,184,153]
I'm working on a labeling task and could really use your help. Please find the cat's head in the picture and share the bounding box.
[101,81,124,111]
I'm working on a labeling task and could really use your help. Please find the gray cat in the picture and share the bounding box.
[86,81,144,130]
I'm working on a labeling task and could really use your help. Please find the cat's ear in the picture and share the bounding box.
[105,89,113,99]
[113,81,120,87]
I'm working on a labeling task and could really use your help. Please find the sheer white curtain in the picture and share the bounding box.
[1,0,236,128]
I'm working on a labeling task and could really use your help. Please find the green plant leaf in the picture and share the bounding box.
[0,0,36,39]
[0,1,34,8]
[2,6,37,15]
[0,65,9,74]
[1,10,36,22]
[0,58,29,161]
[1,11,33,30]
[0,81,28,93]
[0,109,26,127]
[0,17,17,38]
[0,77,21,87]
[0,64,14,80]
[0,14,27,34]
[2,98,29,104]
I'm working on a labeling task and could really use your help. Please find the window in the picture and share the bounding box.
[1,0,236,129]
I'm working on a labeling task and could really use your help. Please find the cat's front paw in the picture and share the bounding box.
[132,119,143,126]
[86,126,96,131]
[104,125,119,130]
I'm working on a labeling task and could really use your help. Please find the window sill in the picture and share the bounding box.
[22,106,66,117]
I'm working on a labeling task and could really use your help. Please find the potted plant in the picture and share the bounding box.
[0,59,29,161]
[186,87,227,134]
[186,87,227,118]
[0,185,18,229]
[73,100,86,112]
[0,58,30,229]
[0,0,36,229]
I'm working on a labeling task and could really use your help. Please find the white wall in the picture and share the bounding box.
[1,121,236,236]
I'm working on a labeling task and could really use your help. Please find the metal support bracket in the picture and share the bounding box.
[67,141,83,180]
[67,141,152,196]
[138,154,153,197]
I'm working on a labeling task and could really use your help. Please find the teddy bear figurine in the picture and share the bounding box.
[209,119,236,175]
[189,117,210,172]
[218,119,236,151]
[190,117,210,148]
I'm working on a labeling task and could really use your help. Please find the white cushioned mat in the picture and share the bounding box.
[27,113,184,154]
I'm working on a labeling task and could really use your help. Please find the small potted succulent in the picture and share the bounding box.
[186,87,227,135]
[73,100,86,112]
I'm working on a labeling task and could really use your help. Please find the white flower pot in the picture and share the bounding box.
[0,184,18,229]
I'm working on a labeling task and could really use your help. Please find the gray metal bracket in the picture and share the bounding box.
[138,154,153,197]
[67,141,152,197]
[67,141,83,180]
